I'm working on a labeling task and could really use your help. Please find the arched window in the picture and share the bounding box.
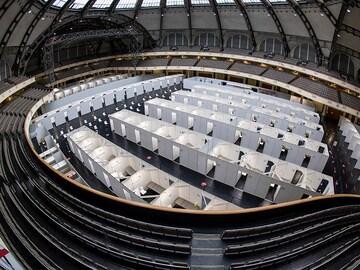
[194,33,220,47]
[259,38,283,55]
[292,44,316,62]
[163,33,189,46]
[331,53,355,78]
[226,34,250,50]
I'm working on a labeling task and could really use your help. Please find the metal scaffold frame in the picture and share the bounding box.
[43,26,143,83]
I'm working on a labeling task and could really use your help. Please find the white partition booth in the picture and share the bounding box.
[184,76,315,112]
[67,126,145,202]
[144,98,328,172]
[49,74,128,103]
[32,75,184,134]
[172,91,324,141]
[67,126,239,210]
[109,110,334,203]
[338,117,360,183]
[189,84,320,123]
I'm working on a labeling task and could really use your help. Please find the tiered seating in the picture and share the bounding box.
[56,66,93,80]
[89,61,111,69]
[196,59,231,69]
[339,91,360,110]
[222,205,360,269]
[1,96,37,116]
[0,80,14,95]
[262,68,297,83]
[0,71,359,270]
[21,88,50,100]
[170,58,197,67]
[7,75,29,85]
[137,58,170,67]
[230,62,267,75]
[108,59,133,67]
[291,77,339,102]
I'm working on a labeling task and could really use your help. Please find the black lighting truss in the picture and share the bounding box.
[43,26,143,83]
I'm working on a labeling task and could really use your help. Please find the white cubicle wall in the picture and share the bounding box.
[109,109,333,203]
[338,117,360,172]
[172,91,324,141]
[184,77,315,111]
[109,109,212,171]
[67,126,146,202]
[48,74,128,105]
[67,126,239,210]
[145,98,328,172]
[188,83,320,123]
[32,75,184,136]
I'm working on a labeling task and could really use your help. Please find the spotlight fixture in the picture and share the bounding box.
[200,45,209,51]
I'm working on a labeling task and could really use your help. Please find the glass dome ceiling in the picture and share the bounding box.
[42,0,304,9]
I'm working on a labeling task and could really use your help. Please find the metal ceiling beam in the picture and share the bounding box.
[329,0,355,67]
[0,0,13,21]
[13,0,57,75]
[81,0,97,16]
[287,0,324,64]
[340,23,360,38]
[109,0,121,13]
[208,0,224,50]
[159,0,166,46]
[0,0,38,59]
[184,0,193,45]
[313,0,337,26]
[133,0,144,21]
[17,0,75,75]
[333,43,360,60]
[234,0,256,51]
[260,0,290,57]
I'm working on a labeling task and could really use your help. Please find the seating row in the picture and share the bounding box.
[31,177,191,256]
[221,205,360,239]
[45,177,193,240]
[10,135,191,270]
[224,212,360,255]
[228,224,360,269]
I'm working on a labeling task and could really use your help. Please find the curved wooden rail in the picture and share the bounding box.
[22,72,360,227]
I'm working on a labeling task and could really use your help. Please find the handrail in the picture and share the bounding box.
[23,80,360,222]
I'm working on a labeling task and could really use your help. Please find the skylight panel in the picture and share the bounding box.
[242,0,261,3]
[166,0,184,6]
[191,0,210,5]
[69,0,89,9]
[93,0,113,8]
[117,0,137,9]
[215,0,235,4]
[268,0,287,2]
[141,0,161,7]
[52,0,67,7]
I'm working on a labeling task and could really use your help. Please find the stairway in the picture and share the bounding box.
[190,233,225,269]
